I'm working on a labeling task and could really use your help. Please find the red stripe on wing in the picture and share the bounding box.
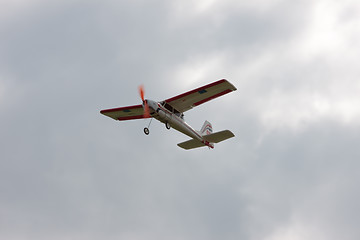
[193,89,232,106]
[165,79,227,103]
[100,104,143,114]
[117,115,148,121]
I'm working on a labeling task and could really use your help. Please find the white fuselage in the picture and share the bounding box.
[145,99,213,148]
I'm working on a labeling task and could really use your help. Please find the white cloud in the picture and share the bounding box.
[294,0,360,60]
[256,83,360,132]
[171,52,227,89]
[226,0,360,132]
[264,222,326,240]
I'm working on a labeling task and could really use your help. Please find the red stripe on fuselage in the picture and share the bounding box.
[157,104,203,140]
[157,104,214,148]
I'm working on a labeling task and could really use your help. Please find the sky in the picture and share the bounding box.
[1,0,360,239]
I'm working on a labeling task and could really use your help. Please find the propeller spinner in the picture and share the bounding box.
[138,85,151,118]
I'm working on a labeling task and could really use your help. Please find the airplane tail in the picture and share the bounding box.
[200,120,213,136]
[177,130,235,150]
[177,120,235,150]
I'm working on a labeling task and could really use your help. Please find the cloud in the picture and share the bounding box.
[1,0,360,240]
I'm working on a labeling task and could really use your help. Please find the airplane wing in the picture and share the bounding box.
[100,104,147,121]
[165,79,237,113]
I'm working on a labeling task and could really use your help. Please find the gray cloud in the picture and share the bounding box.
[1,0,360,239]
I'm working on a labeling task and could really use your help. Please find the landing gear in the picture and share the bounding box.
[144,127,150,135]
[144,118,153,135]
[165,122,171,130]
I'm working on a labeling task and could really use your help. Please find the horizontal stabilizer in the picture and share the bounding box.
[177,139,206,150]
[202,130,235,143]
[178,130,235,150]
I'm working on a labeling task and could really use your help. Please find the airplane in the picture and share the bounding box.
[100,79,237,150]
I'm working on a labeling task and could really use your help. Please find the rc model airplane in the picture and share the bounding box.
[100,79,237,150]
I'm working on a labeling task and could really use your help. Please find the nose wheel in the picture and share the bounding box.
[144,127,150,135]
[165,122,171,130]
[143,118,152,135]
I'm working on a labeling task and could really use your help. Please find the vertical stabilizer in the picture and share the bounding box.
[200,121,213,136]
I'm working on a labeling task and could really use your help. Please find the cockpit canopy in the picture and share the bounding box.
[160,101,184,119]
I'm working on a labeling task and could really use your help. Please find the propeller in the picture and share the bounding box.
[138,85,150,118]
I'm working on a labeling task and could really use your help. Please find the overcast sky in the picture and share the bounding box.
[1,0,360,239]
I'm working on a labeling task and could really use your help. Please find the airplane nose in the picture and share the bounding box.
[143,100,155,112]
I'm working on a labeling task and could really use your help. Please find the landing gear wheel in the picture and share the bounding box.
[165,122,171,130]
[144,127,150,135]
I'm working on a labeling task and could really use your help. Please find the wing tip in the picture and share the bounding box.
[220,79,237,91]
